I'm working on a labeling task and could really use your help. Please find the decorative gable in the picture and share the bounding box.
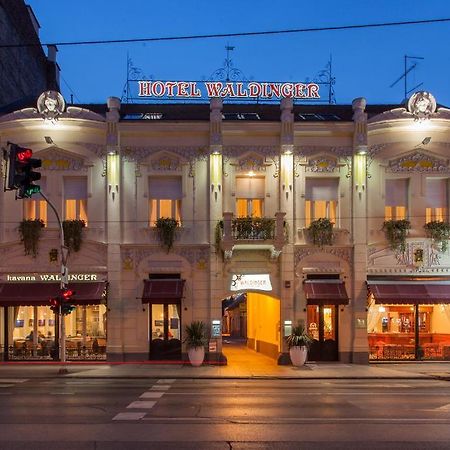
[234,152,270,173]
[387,151,449,173]
[37,146,87,171]
[148,151,184,172]
[306,156,338,173]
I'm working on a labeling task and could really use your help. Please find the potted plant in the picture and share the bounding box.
[382,219,411,253]
[184,320,207,367]
[424,220,450,252]
[286,322,313,367]
[155,217,179,252]
[18,219,45,258]
[62,219,86,253]
[306,217,334,247]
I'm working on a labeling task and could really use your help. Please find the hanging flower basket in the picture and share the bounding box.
[382,219,411,253]
[63,219,86,253]
[155,217,179,252]
[306,218,334,247]
[424,220,450,252]
[18,219,45,258]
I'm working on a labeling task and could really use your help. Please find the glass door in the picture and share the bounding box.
[149,303,181,360]
[307,305,339,361]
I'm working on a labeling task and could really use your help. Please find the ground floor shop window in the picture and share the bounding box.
[368,304,450,360]
[4,304,107,360]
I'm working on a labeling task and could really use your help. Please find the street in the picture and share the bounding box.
[0,377,450,449]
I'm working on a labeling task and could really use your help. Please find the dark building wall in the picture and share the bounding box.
[0,0,58,108]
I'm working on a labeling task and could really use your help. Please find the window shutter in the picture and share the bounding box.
[149,177,182,200]
[236,177,265,198]
[426,178,448,208]
[305,178,339,201]
[385,179,408,206]
[64,177,87,200]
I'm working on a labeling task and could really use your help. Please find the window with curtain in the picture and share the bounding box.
[64,177,88,225]
[23,178,47,225]
[148,176,182,226]
[305,178,338,226]
[426,178,448,222]
[235,176,265,217]
[385,178,408,220]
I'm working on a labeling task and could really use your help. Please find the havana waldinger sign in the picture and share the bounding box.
[138,80,320,99]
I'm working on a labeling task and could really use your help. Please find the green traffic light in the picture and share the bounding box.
[24,185,41,197]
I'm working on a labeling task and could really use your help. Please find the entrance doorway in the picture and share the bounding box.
[307,304,339,361]
[149,303,181,360]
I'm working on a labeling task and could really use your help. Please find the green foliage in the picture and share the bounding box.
[285,322,313,349]
[63,219,86,253]
[424,221,450,252]
[382,219,411,253]
[18,219,45,257]
[155,217,179,252]
[232,216,275,239]
[184,320,207,349]
[307,218,334,247]
[215,220,223,252]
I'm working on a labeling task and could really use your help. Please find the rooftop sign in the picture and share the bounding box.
[138,81,320,100]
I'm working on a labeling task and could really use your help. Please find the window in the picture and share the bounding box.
[385,179,408,220]
[148,176,182,226]
[426,178,448,222]
[23,178,47,225]
[305,178,338,226]
[64,177,88,225]
[235,177,265,217]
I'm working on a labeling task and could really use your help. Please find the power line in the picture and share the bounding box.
[0,17,449,48]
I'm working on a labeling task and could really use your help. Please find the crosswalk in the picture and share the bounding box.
[112,378,175,421]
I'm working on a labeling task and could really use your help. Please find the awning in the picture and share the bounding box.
[367,281,450,305]
[142,279,185,304]
[0,282,108,307]
[303,280,349,305]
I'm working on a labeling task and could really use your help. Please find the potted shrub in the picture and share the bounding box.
[184,320,207,367]
[18,219,45,258]
[382,219,411,253]
[306,217,334,247]
[424,220,450,252]
[155,217,179,252]
[63,219,86,253]
[286,322,313,367]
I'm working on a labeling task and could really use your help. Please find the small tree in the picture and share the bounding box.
[382,219,411,253]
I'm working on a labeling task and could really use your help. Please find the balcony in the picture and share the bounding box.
[218,212,286,260]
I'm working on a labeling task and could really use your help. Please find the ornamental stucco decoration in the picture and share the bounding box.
[407,91,437,121]
[75,143,108,158]
[39,147,87,171]
[306,157,338,173]
[294,246,353,267]
[37,90,65,122]
[150,153,181,171]
[233,153,269,173]
[222,146,279,159]
[394,241,441,269]
[295,146,353,159]
[388,151,449,173]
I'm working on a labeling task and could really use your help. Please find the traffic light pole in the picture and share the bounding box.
[39,192,69,373]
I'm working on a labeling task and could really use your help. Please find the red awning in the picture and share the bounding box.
[368,281,450,305]
[0,282,107,307]
[303,280,349,305]
[142,279,185,304]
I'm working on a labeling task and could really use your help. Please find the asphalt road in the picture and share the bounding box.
[0,377,450,449]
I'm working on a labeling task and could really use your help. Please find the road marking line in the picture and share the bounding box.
[150,385,171,390]
[140,392,164,399]
[435,403,450,411]
[0,385,15,388]
[141,417,450,423]
[0,379,28,383]
[154,391,450,396]
[127,401,156,409]
[157,379,175,384]
[113,412,146,421]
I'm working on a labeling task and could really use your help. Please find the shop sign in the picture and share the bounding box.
[138,80,320,99]
[230,274,272,292]
[4,273,100,282]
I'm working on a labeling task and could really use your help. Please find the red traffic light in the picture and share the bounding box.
[61,288,75,300]
[17,148,33,161]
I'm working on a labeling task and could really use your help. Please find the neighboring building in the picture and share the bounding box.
[0,0,59,108]
[0,90,449,364]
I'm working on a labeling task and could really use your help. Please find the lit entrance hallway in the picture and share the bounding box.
[222,337,279,374]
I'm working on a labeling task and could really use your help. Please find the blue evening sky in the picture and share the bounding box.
[27,0,450,106]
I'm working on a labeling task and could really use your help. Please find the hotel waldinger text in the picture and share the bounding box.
[1,87,450,367]
[138,80,320,99]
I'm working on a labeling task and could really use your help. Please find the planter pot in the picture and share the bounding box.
[188,346,205,367]
[289,346,308,367]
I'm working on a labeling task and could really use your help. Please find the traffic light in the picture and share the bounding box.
[61,303,76,315]
[60,288,76,315]
[49,297,60,314]
[5,143,41,199]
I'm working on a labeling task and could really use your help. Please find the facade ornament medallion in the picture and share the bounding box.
[37,90,65,121]
[407,91,437,121]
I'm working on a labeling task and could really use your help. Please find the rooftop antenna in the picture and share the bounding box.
[390,55,424,102]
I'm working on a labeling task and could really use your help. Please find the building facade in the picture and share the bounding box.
[0,90,449,364]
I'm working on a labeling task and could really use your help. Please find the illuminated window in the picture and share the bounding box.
[235,177,265,218]
[305,178,338,226]
[148,177,182,226]
[64,177,88,225]
[425,178,448,222]
[385,179,408,220]
[23,177,47,225]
